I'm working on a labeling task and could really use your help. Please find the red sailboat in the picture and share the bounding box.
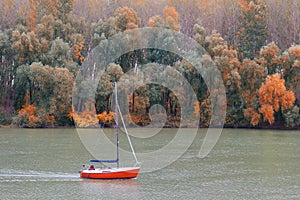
[80,82,140,179]
[80,167,140,179]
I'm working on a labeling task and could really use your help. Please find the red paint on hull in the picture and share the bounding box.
[80,167,140,179]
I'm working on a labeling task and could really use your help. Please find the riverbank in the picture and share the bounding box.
[1,123,300,130]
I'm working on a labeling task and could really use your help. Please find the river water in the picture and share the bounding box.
[0,128,299,199]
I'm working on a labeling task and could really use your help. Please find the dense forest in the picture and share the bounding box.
[0,0,299,128]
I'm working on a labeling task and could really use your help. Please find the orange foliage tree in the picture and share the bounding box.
[258,73,295,124]
[243,106,261,126]
[70,33,85,64]
[148,6,180,31]
[71,103,99,128]
[113,6,140,32]
[71,98,121,128]
[97,111,115,127]
[27,0,37,30]
[15,91,43,128]
[163,6,180,31]
[193,101,200,117]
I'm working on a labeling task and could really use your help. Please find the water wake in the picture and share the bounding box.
[0,169,79,182]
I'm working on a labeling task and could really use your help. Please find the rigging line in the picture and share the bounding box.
[117,104,140,165]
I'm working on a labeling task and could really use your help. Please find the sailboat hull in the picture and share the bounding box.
[80,167,140,179]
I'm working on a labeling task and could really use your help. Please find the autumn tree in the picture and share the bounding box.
[193,23,243,126]
[50,67,74,125]
[282,45,300,93]
[53,0,74,23]
[70,33,85,64]
[205,30,227,59]
[97,111,115,127]
[27,0,73,28]
[106,63,124,82]
[129,86,151,126]
[146,9,183,69]
[14,91,43,128]
[214,46,243,126]
[25,0,88,67]
[259,42,282,74]
[11,28,41,65]
[281,45,300,126]
[244,73,296,126]
[14,62,74,127]
[71,103,99,128]
[94,5,136,36]
[148,6,180,31]
[258,73,295,125]
[166,0,199,36]
[163,6,181,31]
[192,19,207,47]
[94,63,123,116]
[47,38,70,67]
[113,6,141,32]
[193,101,200,117]
[238,0,268,59]
[90,7,144,73]
[36,15,56,61]
[241,59,266,126]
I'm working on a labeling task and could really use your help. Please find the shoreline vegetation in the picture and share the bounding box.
[0,0,299,130]
[1,126,300,131]
[1,123,300,130]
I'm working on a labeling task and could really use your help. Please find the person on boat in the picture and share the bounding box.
[89,165,95,170]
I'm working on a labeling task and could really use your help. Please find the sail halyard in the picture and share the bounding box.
[117,104,140,166]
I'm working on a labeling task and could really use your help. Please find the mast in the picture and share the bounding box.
[115,82,119,168]
[90,82,139,167]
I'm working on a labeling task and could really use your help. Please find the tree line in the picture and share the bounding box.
[0,0,299,128]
